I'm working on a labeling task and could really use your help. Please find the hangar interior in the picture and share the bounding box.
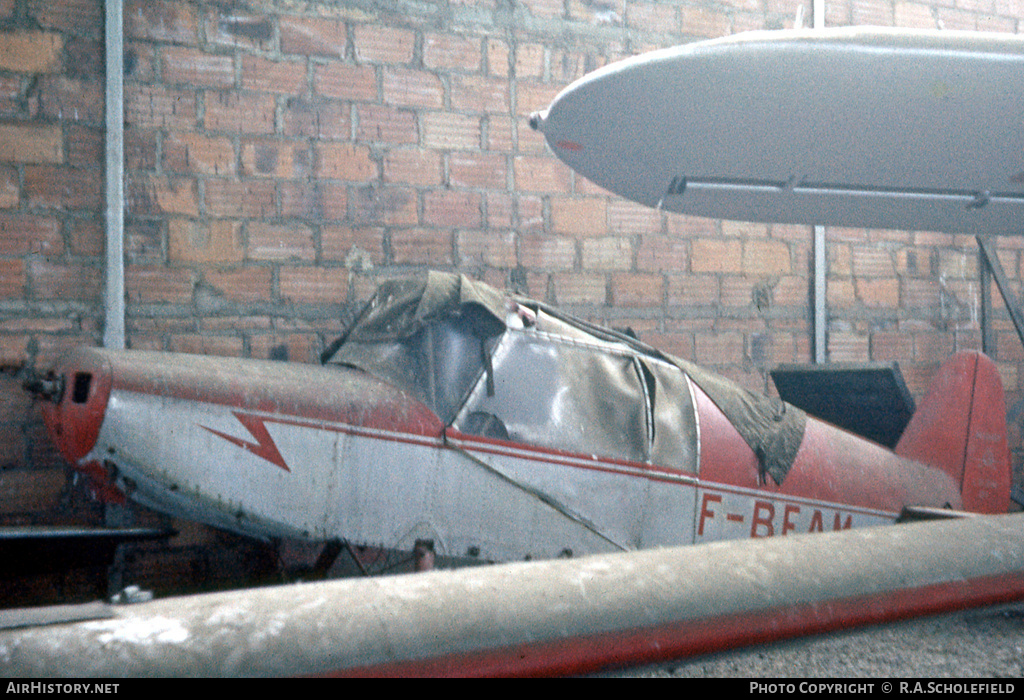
[1,0,1023,606]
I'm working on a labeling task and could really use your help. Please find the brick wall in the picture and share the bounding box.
[1,0,1023,601]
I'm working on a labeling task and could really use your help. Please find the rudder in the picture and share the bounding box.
[895,351,1011,513]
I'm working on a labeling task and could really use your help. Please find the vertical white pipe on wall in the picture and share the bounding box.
[812,0,827,363]
[104,0,125,350]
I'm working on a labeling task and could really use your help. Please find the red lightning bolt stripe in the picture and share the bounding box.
[203,412,290,472]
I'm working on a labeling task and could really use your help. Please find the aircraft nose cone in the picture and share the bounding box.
[37,347,113,465]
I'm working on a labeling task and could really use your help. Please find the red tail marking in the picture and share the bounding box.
[203,412,290,472]
[895,352,1010,514]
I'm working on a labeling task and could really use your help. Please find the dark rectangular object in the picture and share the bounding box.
[771,362,915,449]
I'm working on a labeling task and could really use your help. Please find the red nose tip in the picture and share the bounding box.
[40,347,113,465]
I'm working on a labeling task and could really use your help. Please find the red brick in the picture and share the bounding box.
[382,68,443,108]
[126,0,198,44]
[163,132,235,175]
[39,75,104,125]
[28,0,99,35]
[519,234,576,271]
[283,97,351,140]
[487,115,515,152]
[829,332,871,362]
[827,278,856,309]
[515,82,561,118]
[0,164,16,207]
[280,16,347,58]
[772,276,808,307]
[423,190,482,228]
[0,123,62,163]
[611,273,663,307]
[550,48,595,85]
[68,217,102,256]
[170,334,244,357]
[487,192,514,229]
[28,260,100,301]
[894,1,937,26]
[515,44,546,79]
[241,55,307,94]
[316,143,376,181]
[668,274,720,306]
[0,75,19,118]
[279,267,349,304]
[391,227,454,266]
[627,2,679,32]
[0,259,25,298]
[0,31,62,73]
[851,0,896,23]
[205,267,272,303]
[514,155,571,193]
[205,179,276,218]
[719,276,755,307]
[637,236,688,273]
[458,230,516,268]
[204,9,273,51]
[914,332,956,363]
[280,181,348,221]
[695,332,745,365]
[353,24,415,64]
[608,201,662,235]
[127,175,198,217]
[126,85,198,131]
[65,124,102,166]
[204,92,276,134]
[451,75,509,114]
[691,239,742,273]
[0,469,65,514]
[349,185,417,226]
[552,273,605,305]
[24,165,102,210]
[126,266,195,304]
[871,331,915,361]
[169,219,244,263]
[422,112,481,150]
[125,129,157,170]
[487,38,510,77]
[852,246,895,277]
[356,104,417,144]
[242,140,311,179]
[162,46,234,87]
[518,195,545,233]
[721,219,769,238]
[315,64,377,101]
[550,197,607,236]
[247,222,315,261]
[938,248,977,278]
[743,239,791,275]
[521,0,565,18]
[321,226,386,265]
[449,152,507,190]
[424,33,482,72]
[384,148,443,186]
[125,220,162,262]
[678,5,732,37]
[249,332,319,363]
[666,215,716,239]
[0,214,61,255]
[582,237,633,271]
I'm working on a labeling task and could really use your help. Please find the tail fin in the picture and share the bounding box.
[895,351,1011,514]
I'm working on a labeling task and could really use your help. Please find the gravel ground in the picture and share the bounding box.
[608,603,1024,677]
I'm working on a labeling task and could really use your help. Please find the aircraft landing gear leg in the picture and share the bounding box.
[414,539,435,572]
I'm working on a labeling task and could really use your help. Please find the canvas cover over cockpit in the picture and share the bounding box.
[323,271,806,483]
